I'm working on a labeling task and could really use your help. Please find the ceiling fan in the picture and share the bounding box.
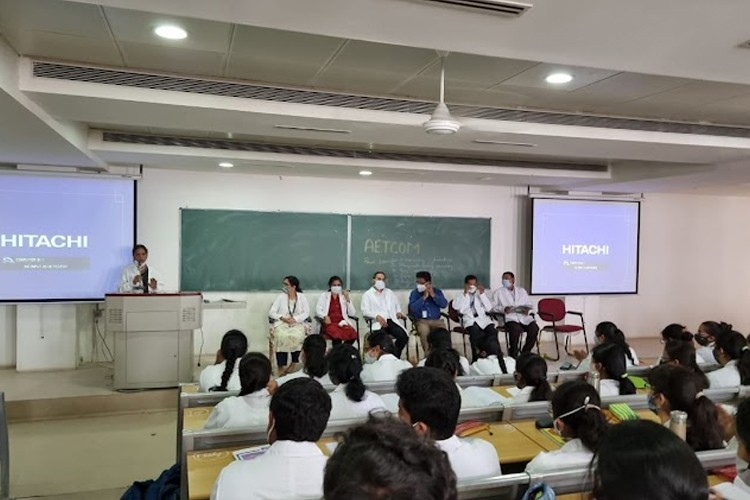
[423,51,463,135]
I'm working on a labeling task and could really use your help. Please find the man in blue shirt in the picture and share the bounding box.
[409,271,448,352]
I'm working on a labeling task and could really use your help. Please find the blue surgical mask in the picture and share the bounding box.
[647,394,658,414]
[502,279,512,289]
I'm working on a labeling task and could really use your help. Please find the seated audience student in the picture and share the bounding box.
[268,275,310,376]
[119,244,162,293]
[712,398,750,499]
[574,321,639,371]
[316,275,358,346]
[211,378,332,500]
[204,353,273,429]
[646,364,724,451]
[695,320,725,365]
[361,271,409,359]
[661,339,710,389]
[707,328,750,389]
[452,274,506,367]
[660,323,694,345]
[199,329,248,392]
[490,271,539,358]
[360,330,413,383]
[417,327,471,375]
[326,343,385,420]
[424,348,504,409]
[408,271,448,352]
[396,367,501,480]
[272,334,331,387]
[525,381,608,474]
[591,420,710,500]
[511,352,553,404]
[323,415,458,500]
[591,343,637,397]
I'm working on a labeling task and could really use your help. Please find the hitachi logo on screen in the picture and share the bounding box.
[0,234,89,248]
[562,244,610,255]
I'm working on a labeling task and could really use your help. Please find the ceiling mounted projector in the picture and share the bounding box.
[423,54,461,135]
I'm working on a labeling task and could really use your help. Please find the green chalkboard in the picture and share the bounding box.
[180,209,347,291]
[350,215,491,290]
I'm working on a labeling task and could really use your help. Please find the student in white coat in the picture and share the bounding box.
[119,244,162,293]
[712,398,750,499]
[707,328,750,389]
[397,367,501,481]
[424,348,504,409]
[695,320,726,365]
[199,330,248,392]
[268,275,310,376]
[204,353,272,429]
[591,343,636,398]
[323,416,457,499]
[525,381,608,474]
[361,331,413,383]
[417,328,470,375]
[660,340,710,389]
[574,321,639,372]
[211,378,332,500]
[490,271,538,358]
[510,353,553,405]
[326,343,385,420]
[271,334,331,388]
[360,271,409,359]
[316,275,358,345]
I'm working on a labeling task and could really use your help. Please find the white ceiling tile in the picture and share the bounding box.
[629,81,750,107]
[571,72,688,102]
[3,30,122,66]
[230,25,343,61]
[495,63,619,91]
[406,54,538,89]
[225,55,325,87]
[103,6,232,53]
[119,42,224,76]
[0,0,110,41]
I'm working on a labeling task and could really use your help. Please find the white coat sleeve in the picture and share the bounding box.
[452,294,469,314]
[316,292,328,319]
[269,295,284,320]
[203,403,228,430]
[293,294,310,323]
[119,266,135,292]
[391,291,403,316]
[479,292,494,312]
[361,292,375,319]
[346,299,357,318]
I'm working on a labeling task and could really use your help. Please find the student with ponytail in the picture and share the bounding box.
[707,328,750,388]
[695,320,728,365]
[660,323,694,344]
[575,321,638,371]
[661,339,709,389]
[591,343,636,397]
[204,352,272,429]
[424,348,505,409]
[274,334,331,387]
[326,343,385,420]
[199,329,248,392]
[647,364,724,451]
[525,381,609,474]
[513,353,553,403]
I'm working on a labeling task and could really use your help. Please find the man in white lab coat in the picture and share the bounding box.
[452,275,506,368]
[211,378,332,500]
[361,330,413,383]
[361,271,409,359]
[119,244,161,293]
[396,367,501,481]
[492,271,538,358]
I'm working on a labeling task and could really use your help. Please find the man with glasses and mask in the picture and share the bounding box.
[408,271,448,352]
[361,271,409,359]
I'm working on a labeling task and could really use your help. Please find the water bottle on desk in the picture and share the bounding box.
[669,410,687,440]
[588,371,601,394]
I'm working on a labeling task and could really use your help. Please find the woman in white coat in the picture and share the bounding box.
[316,275,358,345]
[707,328,750,389]
[326,343,385,420]
[204,352,272,429]
[269,275,310,375]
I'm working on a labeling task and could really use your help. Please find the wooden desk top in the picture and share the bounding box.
[470,422,546,465]
[491,386,515,398]
[184,407,213,431]
[181,384,200,394]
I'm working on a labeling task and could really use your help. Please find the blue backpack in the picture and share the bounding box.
[522,483,557,500]
[121,463,180,500]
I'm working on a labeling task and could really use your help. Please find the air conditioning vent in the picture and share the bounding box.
[108,308,123,324]
[420,0,531,16]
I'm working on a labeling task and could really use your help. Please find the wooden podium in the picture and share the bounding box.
[105,292,203,390]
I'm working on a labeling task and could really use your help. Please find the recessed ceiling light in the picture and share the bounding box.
[154,25,188,40]
[219,162,234,168]
[545,72,573,84]
[359,170,373,176]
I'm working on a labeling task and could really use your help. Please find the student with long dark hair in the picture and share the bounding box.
[591,343,637,396]
[647,364,724,451]
[575,321,638,371]
[712,398,750,497]
[592,420,709,500]
[660,323,693,344]
[316,275,358,345]
[360,330,413,383]
[707,327,750,388]
[326,344,385,420]
[525,381,609,474]
[513,352,553,403]
[695,320,727,364]
[204,352,272,429]
[661,339,709,389]
[417,328,470,375]
[424,348,505,409]
[199,329,248,392]
[274,334,331,387]
[269,275,310,375]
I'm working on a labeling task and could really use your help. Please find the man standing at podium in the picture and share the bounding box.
[119,244,161,293]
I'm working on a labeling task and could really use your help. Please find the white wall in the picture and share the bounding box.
[4,167,750,369]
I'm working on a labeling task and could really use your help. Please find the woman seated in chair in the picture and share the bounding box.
[316,275,358,346]
[269,275,310,376]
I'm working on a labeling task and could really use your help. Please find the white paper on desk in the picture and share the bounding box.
[233,444,270,461]
[505,387,522,397]
[711,482,750,500]
[463,386,506,407]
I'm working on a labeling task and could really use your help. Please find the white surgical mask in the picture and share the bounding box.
[468,285,477,294]
[502,279,513,289]
[416,283,427,293]
[330,285,342,294]
[374,280,386,291]
[364,352,377,364]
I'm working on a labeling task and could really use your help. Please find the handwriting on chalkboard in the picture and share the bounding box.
[364,239,421,255]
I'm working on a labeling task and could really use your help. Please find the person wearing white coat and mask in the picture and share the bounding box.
[707,328,750,389]
[268,275,310,376]
[712,398,750,499]
[360,271,409,359]
[119,244,162,293]
[316,275,358,345]
[453,275,506,372]
[491,271,538,358]
[204,353,272,429]
[361,330,412,383]
[326,343,386,420]
[211,378,331,500]
[695,320,725,365]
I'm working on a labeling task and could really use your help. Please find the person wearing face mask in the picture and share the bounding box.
[119,244,162,293]
[525,381,609,474]
[712,398,750,499]
[360,330,413,383]
[707,328,750,389]
[316,275,358,346]
[695,320,726,365]
[268,275,310,376]
[452,275,506,367]
[408,271,448,352]
[574,321,639,372]
[490,271,538,358]
[361,271,409,359]
[211,378,332,500]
